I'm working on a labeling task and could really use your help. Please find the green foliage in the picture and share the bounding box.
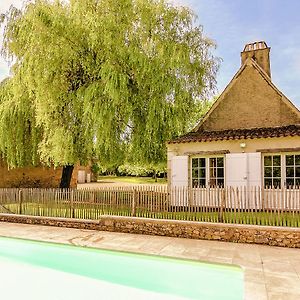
[189,96,216,130]
[103,162,165,177]
[0,78,41,167]
[117,164,159,177]
[118,164,150,177]
[0,0,219,168]
[91,163,100,176]
[96,161,166,177]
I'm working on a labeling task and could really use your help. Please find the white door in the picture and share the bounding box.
[77,170,86,183]
[225,153,248,187]
[225,153,262,187]
[86,173,91,183]
[226,152,262,209]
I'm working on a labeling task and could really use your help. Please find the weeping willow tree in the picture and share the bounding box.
[0,0,219,187]
[0,77,41,168]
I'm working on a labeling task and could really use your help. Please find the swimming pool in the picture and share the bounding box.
[0,236,243,299]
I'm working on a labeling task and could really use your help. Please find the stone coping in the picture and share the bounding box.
[0,213,299,248]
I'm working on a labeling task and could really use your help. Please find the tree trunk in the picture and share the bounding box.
[60,165,74,188]
[153,172,157,183]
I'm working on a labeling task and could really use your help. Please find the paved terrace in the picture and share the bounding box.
[0,222,299,299]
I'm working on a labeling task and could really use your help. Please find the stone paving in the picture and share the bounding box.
[0,222,299,299]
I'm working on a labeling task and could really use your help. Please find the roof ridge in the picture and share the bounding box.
[199,124,300,133]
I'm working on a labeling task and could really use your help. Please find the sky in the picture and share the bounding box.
[0,0,300,108]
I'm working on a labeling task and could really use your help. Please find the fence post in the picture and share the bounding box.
[218,188,225,223]
[70,189,75,218]
[18,189,23,215]
[188,186,192,213]
[131,188,137,217]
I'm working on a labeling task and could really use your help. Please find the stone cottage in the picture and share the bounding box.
[0,161,78,188]
[167,41,300,189]
[0,161,95,188]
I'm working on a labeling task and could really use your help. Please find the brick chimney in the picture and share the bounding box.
[241,41,271,78]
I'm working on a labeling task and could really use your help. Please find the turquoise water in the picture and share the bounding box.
[0,236,243,299]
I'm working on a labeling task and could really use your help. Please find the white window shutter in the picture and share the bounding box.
[225,153,247,187]
[248,152,262,187]
[171,156,189,187]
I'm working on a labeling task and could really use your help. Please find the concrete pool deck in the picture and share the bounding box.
[0,222,299,300]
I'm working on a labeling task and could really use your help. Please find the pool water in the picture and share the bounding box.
[0,236,243,299]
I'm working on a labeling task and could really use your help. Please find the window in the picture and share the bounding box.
[263,155,281,187]
[191,157,224,188]
[192,158,206,187]
[263,153,300,188]
[286,154,300,187]
[209,157,224,187]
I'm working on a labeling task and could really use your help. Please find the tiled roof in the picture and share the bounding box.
[168,124,300,144]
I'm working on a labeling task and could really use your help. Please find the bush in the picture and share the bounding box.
[117,164,152,177]
[117,163,167,178]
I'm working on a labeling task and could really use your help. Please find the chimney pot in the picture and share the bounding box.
[241,41,271,78]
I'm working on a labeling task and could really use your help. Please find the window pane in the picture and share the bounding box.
[273,178,281,188]
[192,179,199,188]
[217,157,224,167]
[273,167,281,177]
[286,167,294,178]
[192,168,198,178]
[296,167,300,178]
[192,158,198,168]
[273,155,281,166]
[264,167,272,177]
[217,178,224,187]
[210,158,216,168]
[286,178,294,187]
[264,156,272,166]
[217,168,224,178]
[295,155,300,165]
[199,168,206,178]
[209,178,217,186]
[295,178,300,186]
[210,167,217,179]
[199,158,206,168]
[199,179,206,187]
[286,155,294,166]
[264,178,272,187]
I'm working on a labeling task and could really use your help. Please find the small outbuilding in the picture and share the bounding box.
[0,161,78,188]
[168,41,300,189]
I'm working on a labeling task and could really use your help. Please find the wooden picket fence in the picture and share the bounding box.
[0,186,299,227]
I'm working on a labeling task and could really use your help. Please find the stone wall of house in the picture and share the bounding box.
[0,214,299,248]
[200,63,300,132]
[0,162,78,188]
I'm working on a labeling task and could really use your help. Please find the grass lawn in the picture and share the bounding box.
[97,176,167,185]
[1,202,299,227]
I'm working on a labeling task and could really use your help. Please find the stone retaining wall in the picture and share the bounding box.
[0,214,299,248]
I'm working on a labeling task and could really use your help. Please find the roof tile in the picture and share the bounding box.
[168,125,300,144]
